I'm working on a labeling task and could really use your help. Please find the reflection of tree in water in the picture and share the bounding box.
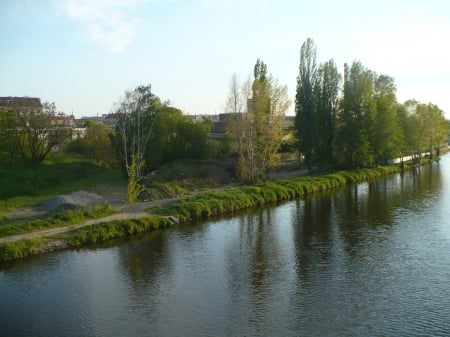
[292,195,333,278]
[224,207,284,333]
[117,231,170,298]
[333,163,442,255]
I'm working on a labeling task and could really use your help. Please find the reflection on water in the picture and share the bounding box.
[1,160,450,336]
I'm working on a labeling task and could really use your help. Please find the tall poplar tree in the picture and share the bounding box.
[314,59,341,169]
[295,38,317,172]
[335,61,375,168]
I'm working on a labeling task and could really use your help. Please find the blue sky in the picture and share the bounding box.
[1,0,449,118]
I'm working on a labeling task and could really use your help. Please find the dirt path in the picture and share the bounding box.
[0,212,149,243]
[0,194,184,244]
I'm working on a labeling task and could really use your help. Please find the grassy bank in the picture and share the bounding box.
[154,165,402,221]
[0,215,175,262]
[0,157,124,219]
[0,164,408,263]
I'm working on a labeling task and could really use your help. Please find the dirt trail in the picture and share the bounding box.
[0,191,190,243]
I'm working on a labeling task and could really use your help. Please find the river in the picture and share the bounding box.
[1,156,450,337]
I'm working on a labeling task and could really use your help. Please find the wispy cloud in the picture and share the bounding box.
[66,0,148,53]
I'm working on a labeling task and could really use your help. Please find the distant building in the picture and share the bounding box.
[0,96,42,111]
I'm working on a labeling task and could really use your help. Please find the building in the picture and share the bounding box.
[0,96,42,111]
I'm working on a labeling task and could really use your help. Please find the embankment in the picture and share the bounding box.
[0,165,406,263]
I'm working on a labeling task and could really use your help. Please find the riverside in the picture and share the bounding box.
[0,164,403,262]
[1,156,450,336]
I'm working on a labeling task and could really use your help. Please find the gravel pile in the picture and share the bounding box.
[40,191,105,214]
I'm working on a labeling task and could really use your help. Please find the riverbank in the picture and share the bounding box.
[0,162,427,263]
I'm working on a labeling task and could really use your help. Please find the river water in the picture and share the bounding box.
[2,156,450,337]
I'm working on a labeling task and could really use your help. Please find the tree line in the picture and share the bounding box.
[1,37,448,193]
[225,38,448,179]
[295,38,448,172]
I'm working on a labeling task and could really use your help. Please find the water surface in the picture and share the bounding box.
[1,157,450,336]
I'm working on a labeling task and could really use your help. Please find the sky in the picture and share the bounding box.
[1,0,449,118]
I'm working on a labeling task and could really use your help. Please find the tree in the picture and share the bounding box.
[335,61,376,168]
[112,84,160,180]
[0,108,22,162]
[371,74,402,163]
[295,38,317,172]
[66,121,116,165]
[226,60,289,182]
[415,102,447,157]
[4,101,72,164]
[314,59,341,169]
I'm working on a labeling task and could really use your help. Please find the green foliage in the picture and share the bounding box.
[226,60,290,182]
[69,216,173,246]
[293,41,448,170]
[295,38,317,172]
[65,122,117,166]
[0,238,45,262]
[148,108,213,168]
[111,85,217,175]
[126,153,145,204]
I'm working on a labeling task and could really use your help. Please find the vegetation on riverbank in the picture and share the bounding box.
[153,165,402,221]
[0,156,124,219]
[0,159,438,263]
[0,237,47,262]
[68,216,174,246]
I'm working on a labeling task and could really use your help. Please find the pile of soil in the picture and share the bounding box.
[38,191,105,215]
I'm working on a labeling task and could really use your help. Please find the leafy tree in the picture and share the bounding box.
[147,106,213,168]
[314,59,341,169]
[371,75,403,163]
[226,60,289,182]
[111,84,161,179]
[335,61,376,168]
[295,38,317,172]
[414,102,447,157]
[0,109,22,162]
[66,121,116,165]
[2,101,72,164]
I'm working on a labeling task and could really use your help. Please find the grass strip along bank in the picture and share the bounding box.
[0,165,404,263]
[153,166,402,221]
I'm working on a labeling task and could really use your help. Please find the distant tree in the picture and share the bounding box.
[0,108,22,162]
[145,106,213,168]
[415,102,447,157]
[67,121,116,165]
[295,38,317,172]
[4,101,72,164]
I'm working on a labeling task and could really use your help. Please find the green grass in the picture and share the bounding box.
[0,237,46,262]
[0,203,115,238]
[0,156,124,217]
[0,215,176,262]
[69,216,174,246]
[154,165,403,221]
